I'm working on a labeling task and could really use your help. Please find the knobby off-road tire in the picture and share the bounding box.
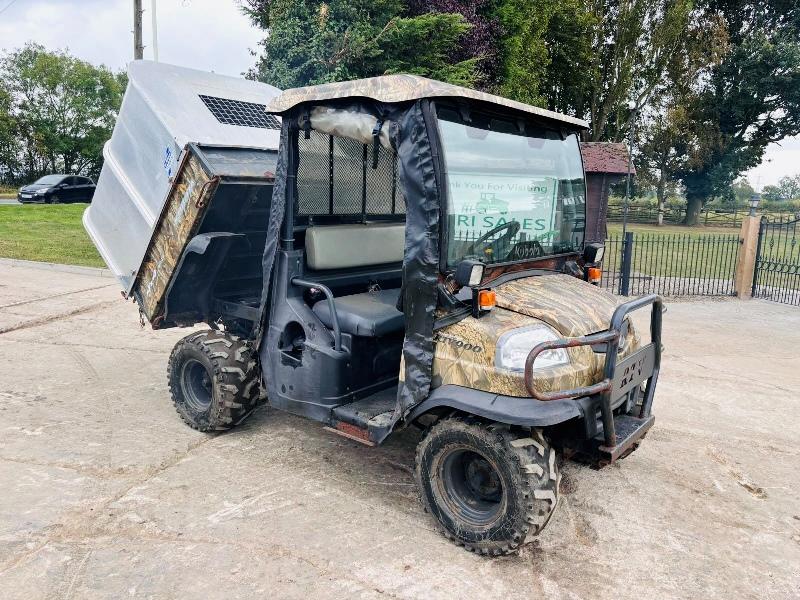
[415,417,560,556]
[168,330,262,431]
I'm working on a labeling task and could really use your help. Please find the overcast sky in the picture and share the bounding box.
[0,0,796,188]
[0,0,261,76]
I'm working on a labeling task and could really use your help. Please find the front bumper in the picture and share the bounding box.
[525,294,663,461]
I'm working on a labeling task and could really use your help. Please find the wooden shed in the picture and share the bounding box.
[580,142,635,243]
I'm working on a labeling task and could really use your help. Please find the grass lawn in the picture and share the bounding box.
[0,203,105,268]
[606,222,737,237]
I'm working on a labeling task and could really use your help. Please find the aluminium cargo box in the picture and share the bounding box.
[84,61,282,329]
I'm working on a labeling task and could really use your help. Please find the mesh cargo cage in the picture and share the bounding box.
[296,129,406,221]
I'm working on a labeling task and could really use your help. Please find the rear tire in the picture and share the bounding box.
[167,330,262,431]
[415,417,560,555]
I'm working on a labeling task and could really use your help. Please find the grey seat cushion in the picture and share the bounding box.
[313,289,404,337]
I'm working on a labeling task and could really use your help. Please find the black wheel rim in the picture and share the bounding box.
[180,359,213,412]
[437,447,505,527]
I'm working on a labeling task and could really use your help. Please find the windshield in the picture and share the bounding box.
[437,106,586,267]
[34,175,64,185]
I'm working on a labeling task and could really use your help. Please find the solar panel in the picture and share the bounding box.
[199,95,281,130]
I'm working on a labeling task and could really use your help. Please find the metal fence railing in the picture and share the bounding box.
[601,232,740,297]
[448,228,742,298]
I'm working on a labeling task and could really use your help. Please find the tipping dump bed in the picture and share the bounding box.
[83,61,282,330]
[133,144,277,328]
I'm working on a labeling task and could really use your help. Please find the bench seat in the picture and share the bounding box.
[313,289,403,337]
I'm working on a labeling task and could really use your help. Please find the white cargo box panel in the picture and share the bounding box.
[83,61,281,293]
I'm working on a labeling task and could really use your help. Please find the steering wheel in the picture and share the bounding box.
[466,221,521,261]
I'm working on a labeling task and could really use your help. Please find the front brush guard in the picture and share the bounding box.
[524,294,663,451]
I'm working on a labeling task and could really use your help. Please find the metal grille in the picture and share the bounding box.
[297,131,331,215]
[199,95,281,129]
[752,216,800,305]
[331,137,364,214]
[366,138,405,214]
[296,130,405,216]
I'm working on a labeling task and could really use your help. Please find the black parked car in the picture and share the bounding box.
[17,175,96,204]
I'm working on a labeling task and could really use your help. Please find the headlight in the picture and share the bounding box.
[495,324,570,372]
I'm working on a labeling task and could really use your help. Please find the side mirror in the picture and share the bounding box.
[454,259,485,288]
[583,243,604,264]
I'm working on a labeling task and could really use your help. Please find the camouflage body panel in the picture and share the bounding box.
[432,275,640,398]
[494,274,622,337]
[133,151,217,323]
[266,74,589,129]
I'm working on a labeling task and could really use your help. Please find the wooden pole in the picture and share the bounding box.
[733,215,761,298]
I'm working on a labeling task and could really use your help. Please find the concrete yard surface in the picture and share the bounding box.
[0,262,798,599]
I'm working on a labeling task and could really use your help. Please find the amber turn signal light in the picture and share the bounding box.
[478,289,496,310]
[587,267,602,285]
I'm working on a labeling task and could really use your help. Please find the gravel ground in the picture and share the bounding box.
[1,261,798,599]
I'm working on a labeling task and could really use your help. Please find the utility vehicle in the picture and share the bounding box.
[85,62,662,555]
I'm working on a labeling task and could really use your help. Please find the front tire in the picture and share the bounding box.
[167,330,262,431]
[415,417,560,555]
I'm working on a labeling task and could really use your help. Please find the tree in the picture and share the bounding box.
[488,0,559,105]
[539,0,596,116]
[0,84,19,183]
[675,1,800,224]
[761,184,783,202]
[485,0,694,141]
[0,43,126,183]
[777,175,800,201]
[731,178,755,205]
[241,0,479,88]
[586,0,693,142]
[762,175,800,201]
[406,0,501,88]
[637,106,689,225]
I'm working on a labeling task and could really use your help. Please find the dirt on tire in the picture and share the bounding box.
[415,417,560,556]
[167,329,262,431]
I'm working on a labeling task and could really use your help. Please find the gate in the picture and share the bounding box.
[752,216,800,305]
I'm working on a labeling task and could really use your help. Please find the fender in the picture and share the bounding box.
[406,384,583,428]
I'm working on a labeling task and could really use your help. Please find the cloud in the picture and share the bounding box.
[0,0,263,77]
[746,136,800,189]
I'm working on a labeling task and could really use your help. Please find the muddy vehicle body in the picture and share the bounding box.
[86,62,662,555]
